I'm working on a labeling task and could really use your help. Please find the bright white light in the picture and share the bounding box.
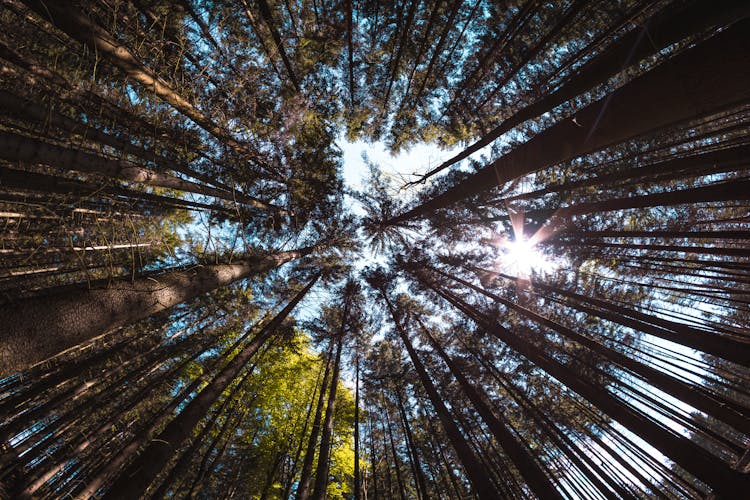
[497,236,555,277]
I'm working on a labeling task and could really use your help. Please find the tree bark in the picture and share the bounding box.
[0,130,284,213]
[414,316,559,498]
[310,336,344,500]
[354,351,361,500]
[418,0,750,182]
[427,281,750,497]
[296,342,335,500]
[0,247,314,374]
[21,0,268,166]
[431,266,750,433]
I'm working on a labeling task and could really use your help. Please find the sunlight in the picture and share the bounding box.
[496,235,556,277]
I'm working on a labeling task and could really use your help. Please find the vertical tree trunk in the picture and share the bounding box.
[414,316,559,498]
[21,0,267,165]
[368,416,380,500]
[310,336,344,500]
[382,391,408,500]
[380,292,500,499]
[282,361,326,500]
[426,281,750,497]
[295,343,335,500]
[354,352,361,500]
[393,386,428,500]
[386,19,750,224]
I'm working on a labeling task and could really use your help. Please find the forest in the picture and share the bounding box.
[0,0,748,498]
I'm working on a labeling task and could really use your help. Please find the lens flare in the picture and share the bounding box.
[497,235,555,277]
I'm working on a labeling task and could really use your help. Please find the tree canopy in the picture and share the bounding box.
[0,0,748,498]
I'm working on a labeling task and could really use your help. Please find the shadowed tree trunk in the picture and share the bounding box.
[296,343,335,500]
[0,89,236,193]
[281,361,326,499]
[430,265,750,433]
[417,0,750,183]
[467,265,750,366]
[310,336,344,500]
[392,385,428,500]
[20,0,268,167]
[414,315,559,498]
[256,0,300,91]
[310,286,355,499]
[378,290,501,500]
[423,278,750,497]
[0,130,283,213]
[354,351,361,500]
[0,247,316,374]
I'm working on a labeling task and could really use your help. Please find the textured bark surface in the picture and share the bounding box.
[0,250,308,374]
[429,283,750,496]
[20,0,262,163]
[0,130,283,212]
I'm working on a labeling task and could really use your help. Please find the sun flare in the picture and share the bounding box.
[497,236,555,277]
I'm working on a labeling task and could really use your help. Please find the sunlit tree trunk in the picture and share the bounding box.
[310,336,344,500]
[424,279,750,497]
[296,342,335,500]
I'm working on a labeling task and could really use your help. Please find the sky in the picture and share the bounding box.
[338,137,456,192]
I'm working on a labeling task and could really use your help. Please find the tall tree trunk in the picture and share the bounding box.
[256,0,300,91]
[417,0,750,182]
[104,272,321,498]
[468,265,750,366]
[0,130,283,213]
[414,316,559,498]
[0,247,314,374]
[282,360,327,500]
[379,292,500,499]
[431,266,750,433]
[0,89,235,193]
[20,0,268,167]
[354,352,361,500]
[310,335,344,500]
[425,280,750,497]
[382,390,408,500]
[387,18,750,224]
[146,367,258,499]
[295,342,335,500]
[392,385,428,500]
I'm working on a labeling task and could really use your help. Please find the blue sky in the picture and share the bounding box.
[337,137,472,192]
